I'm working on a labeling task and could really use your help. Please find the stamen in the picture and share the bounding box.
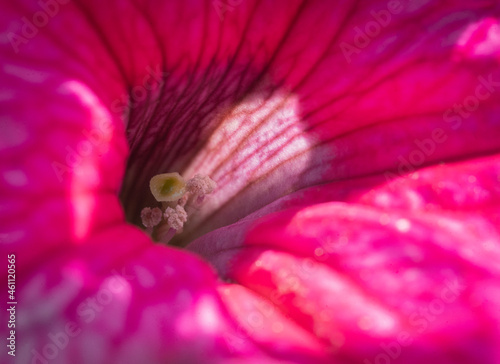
[142,172,216,244]
[186,174,217,203]
[163,205,188,231]
[156,227,177,244]
[149,172,186,202]
[140,207,163,228]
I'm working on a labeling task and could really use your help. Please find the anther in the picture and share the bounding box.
[142,172,216,244]
[149,172,186,202]
[140,207,163,228]
[163,205,188,231]
[186,174,217,203]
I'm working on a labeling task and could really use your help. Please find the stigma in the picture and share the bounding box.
[140,173,216,244]
[149,172,186,202]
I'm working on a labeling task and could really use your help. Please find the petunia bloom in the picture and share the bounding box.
[1,1,500,364]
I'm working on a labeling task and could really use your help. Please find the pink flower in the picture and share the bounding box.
[1,1,500,363]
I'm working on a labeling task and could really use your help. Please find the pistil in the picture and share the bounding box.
[140,173,216,244]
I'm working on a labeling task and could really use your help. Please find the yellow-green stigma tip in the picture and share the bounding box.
[149,172,186,202]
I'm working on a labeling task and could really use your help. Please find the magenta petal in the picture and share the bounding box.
[191,155,500,362]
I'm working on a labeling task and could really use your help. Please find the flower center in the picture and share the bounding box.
[141,173,217,244]
[118,65,316,247]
